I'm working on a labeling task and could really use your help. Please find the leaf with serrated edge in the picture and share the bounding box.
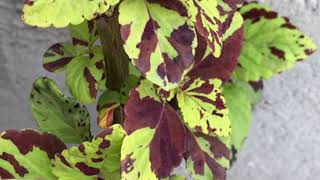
[0,129,66,179]
[22,0,120,27]
[235,2,317,81]
[119,0,196,91]
[52,124,125,180]
[121,80,186,179]
[30,77,91,144]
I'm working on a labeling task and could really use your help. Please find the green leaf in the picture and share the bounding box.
[30,77,92,144]
[185,129,231,180]
[22,0,120,27]
[121,80,186,179]
[0,129,66,179]
[119,0,196,91]
[52,124,126,180]
[222,79,262,151]
[235,2,317,81]
[177,78,230,137]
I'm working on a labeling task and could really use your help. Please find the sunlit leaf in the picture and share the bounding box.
[235,2,317,81]
[0,129,66,179]
[119,0,196,91]
[43,21,106,104]
[121,80,186,179]
[52,124,125,179]
[22,0,120,27]
[185,128,231,180]
[177,78,230,137]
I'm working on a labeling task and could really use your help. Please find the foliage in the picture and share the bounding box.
[30,77,92,144]
[0,0,317,180]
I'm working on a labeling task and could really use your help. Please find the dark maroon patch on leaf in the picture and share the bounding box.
[135,19,158,74]
[96,127,113,138]
[0,167,14,179]
[95,61,104,70]
[147,0,188,17]
[249,80,264,92]
[124,88,186,178]
[43,57,73,72]
[190,28,243,82]
[50,44,65,55]
[56,154,71,167]
[124,90,163,134]
[0,152,28,177]
[242,8,278,21]
[24,0,34,6]
[186,129,229,180]
[84,68,97,99]
[91,158,104,163]
[72,38,89,46]
[305,49,315,56]
[2,129,66,159]
[98,139,110,149]
[121,154,135,174]
[149,104,186,178]
[223,0,244,9]
[165,23,195,83]
[270,46,285,60]
[121,24,132,42]
[194,132,230,159]
[75,162,100,175]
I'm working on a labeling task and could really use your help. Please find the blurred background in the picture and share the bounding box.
[0,0,319,179]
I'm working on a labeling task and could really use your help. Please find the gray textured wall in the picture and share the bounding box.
[0,0,319,179]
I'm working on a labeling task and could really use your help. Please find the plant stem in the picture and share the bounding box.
[96,9,129,124]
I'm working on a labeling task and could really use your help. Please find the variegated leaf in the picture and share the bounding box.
[30,77,92,144]
[43,21,106,104]
[0,129,66,179]
[182,0,222,58]
[119,0,196,91]
[22,0,120,27]
[217,0,244,41]
[52,124,126,180]
[177,78,230,137]
[191,27,243,82]
[43,43,76,73]
[66,46,105,104]
[121,80,186,179]
[185,128,231,180]
[70,20,99,51]
[235,2,317,81]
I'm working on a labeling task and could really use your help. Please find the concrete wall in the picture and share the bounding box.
[0,0,319,179]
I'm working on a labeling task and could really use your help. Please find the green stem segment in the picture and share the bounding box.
[96,9,129,124]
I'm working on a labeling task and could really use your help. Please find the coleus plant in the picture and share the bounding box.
[0,0,316,179]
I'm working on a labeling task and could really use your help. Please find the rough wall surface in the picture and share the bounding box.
[0,0,319,179]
